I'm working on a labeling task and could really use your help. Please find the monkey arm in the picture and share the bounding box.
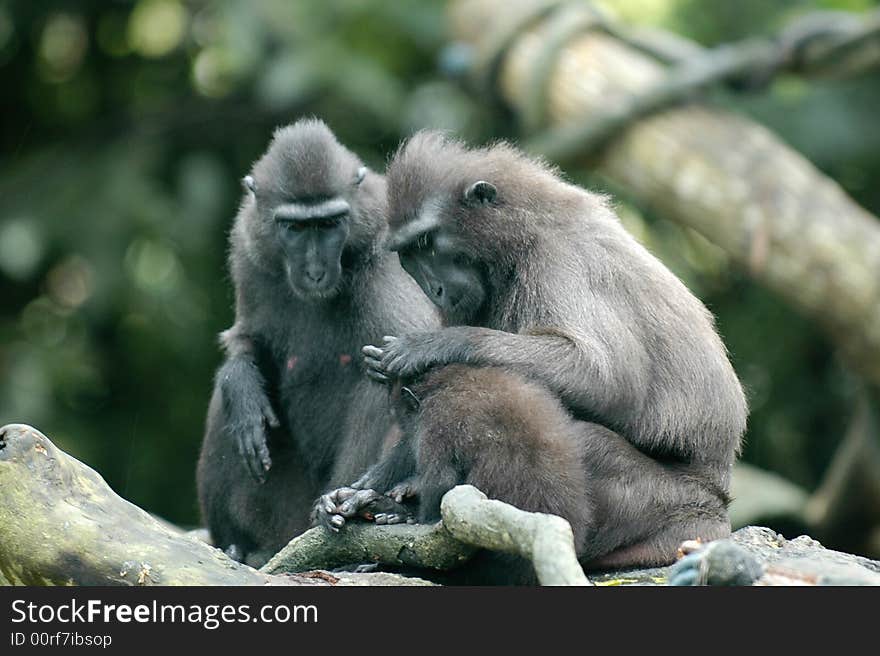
[364,325,648,425]
[351,436,417,493]
[214,323,279,482]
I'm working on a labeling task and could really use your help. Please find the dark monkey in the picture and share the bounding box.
[197,119,437,566]
[321,131,747,578]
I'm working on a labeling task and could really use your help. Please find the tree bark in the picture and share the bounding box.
[440,485,590,585]
[262,521,475,575]
[449,0,880,385]
[0,424,424,586]
[0,424,587,586]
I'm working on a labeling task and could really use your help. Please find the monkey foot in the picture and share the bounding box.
[311,487,414,532]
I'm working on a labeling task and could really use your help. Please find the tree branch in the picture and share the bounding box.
[0,424,423,586]
[440,486,590,585]
[261,521,476,575]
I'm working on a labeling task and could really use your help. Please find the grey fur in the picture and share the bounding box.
[196,120,438,565]
[354,131,748,574]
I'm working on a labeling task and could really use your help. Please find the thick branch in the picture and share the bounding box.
[450,0,880,385]
[262,522,475,575]
[264,486,589,585]
[441,486,590,585]
[0,424,420,586]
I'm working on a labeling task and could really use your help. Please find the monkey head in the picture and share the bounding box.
[242,119,383,300]
[385,131,559,325]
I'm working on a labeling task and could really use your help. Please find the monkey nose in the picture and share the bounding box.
[305,268,326,284]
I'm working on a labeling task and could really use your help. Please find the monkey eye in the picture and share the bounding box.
[283,222,308,232]
[416,232,433,250]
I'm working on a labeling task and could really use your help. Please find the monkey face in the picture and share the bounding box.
[397,229,486,325]
[275,204,351,300]
[246,164,369,300]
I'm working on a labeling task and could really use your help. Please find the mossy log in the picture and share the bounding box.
[0,424,586,586]
[0,423,426,586]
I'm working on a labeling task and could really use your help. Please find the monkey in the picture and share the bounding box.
[318,130,747,578]
[196,119,438,567]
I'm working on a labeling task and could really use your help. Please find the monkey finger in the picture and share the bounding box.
[382,336,398,344]
[365,369,391,384]
[364,356,387,375]
[363,354,383,367]
[257,439,272,472]
[350,472,372,490]
[329,514,345,531]
[246,447,267,484]
[386,482,410,502]
[338,489,381,516]
[314,493,337,516]
[330,487,359,504]
[236,434,264,483]
[262,402,280,429]
[362,345,384,359]
[373,513,388,525]
[383,513,408,525]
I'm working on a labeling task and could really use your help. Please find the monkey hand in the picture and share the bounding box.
[311,487,414,532]
[227,391,279,484]
[363,332,461,384]
[386,476,420,504]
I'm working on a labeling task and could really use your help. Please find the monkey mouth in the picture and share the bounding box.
[291,282,341,301]
[284,266,341,301]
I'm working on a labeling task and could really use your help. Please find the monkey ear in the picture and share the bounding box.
[242,175,257,195]
[463,180,497,207]
[355,166,368,185]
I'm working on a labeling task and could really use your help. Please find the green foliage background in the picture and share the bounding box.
[1,0,878,553]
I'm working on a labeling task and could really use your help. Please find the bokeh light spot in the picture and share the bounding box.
[0,219,44,280]
[46,255,94,309]
[37,13,88,83]
[20,297,67,347]
[128,0,188,58]
[124,238,182,294]
[192,46,237,97]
